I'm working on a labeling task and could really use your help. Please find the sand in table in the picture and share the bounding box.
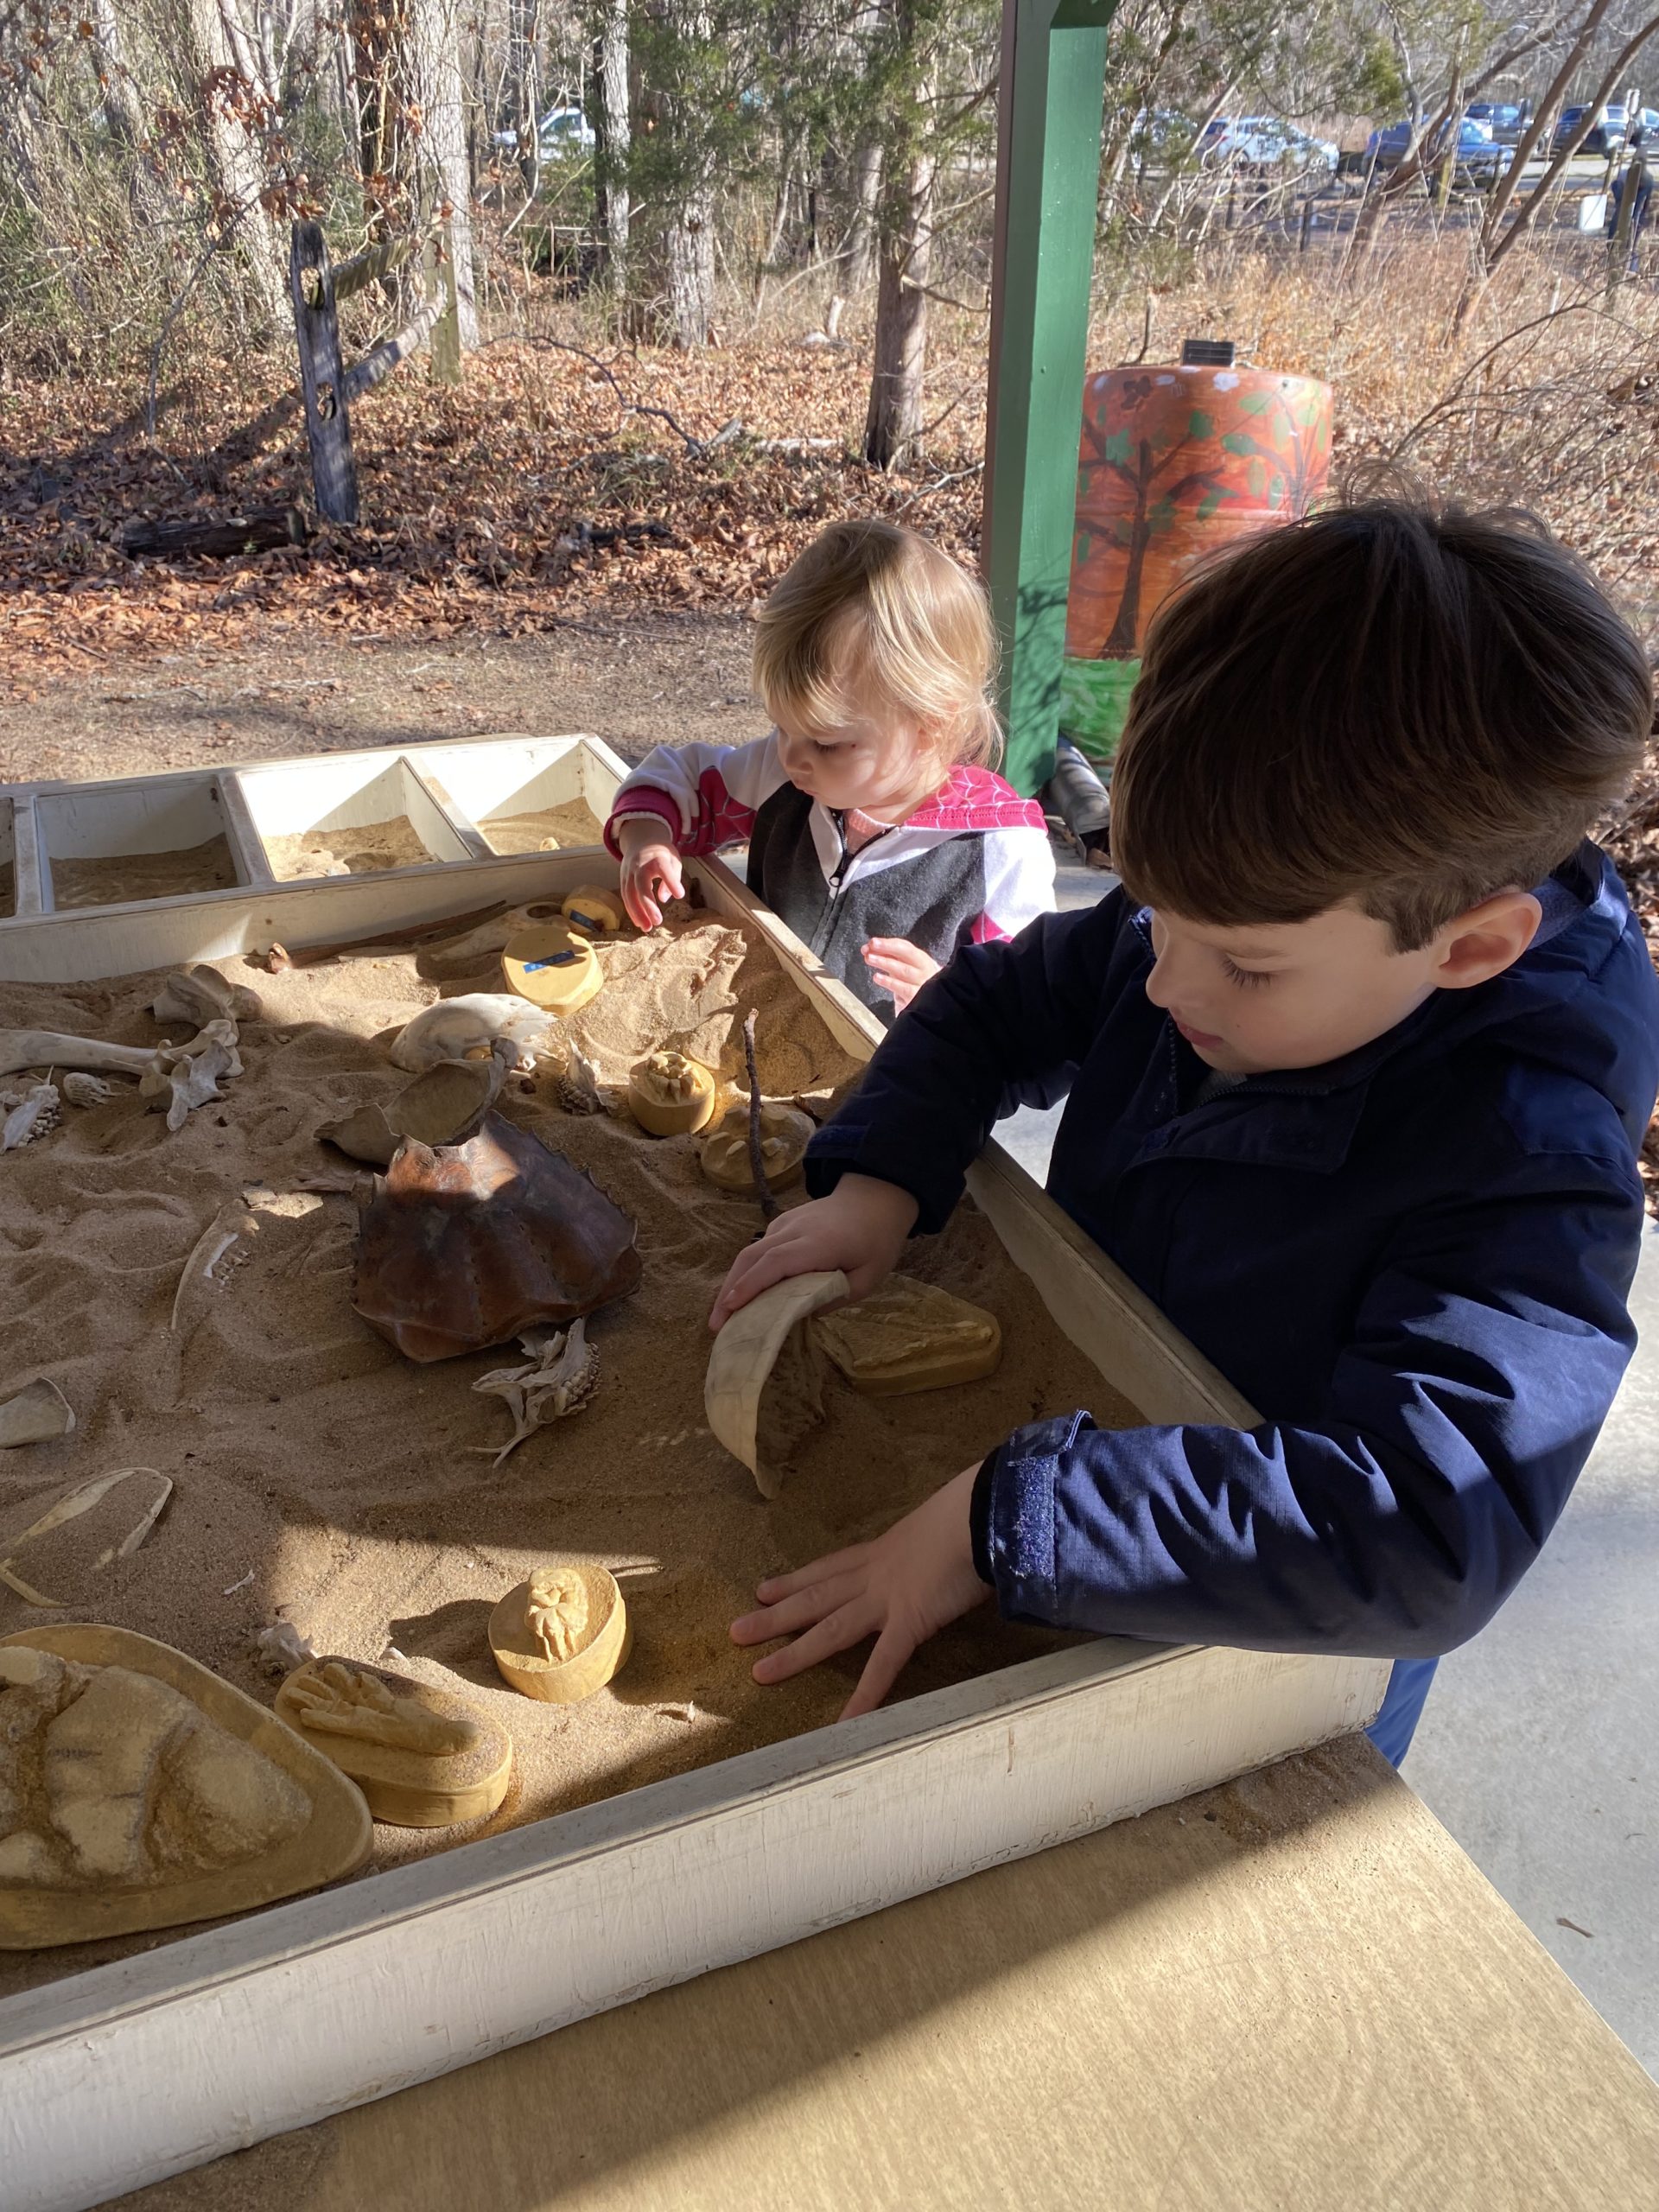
[478,798,604,855]
[48,835,238,908]
[265,818,434,880]
[0,918,1141,1996]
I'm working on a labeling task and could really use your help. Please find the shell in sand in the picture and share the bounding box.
[352,1111,642,1363]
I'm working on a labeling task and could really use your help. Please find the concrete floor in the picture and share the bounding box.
[996,844,1659,2081]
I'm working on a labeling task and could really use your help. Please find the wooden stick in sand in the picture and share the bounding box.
[741,1009,780,1223]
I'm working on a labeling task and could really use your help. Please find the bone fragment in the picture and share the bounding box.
[2,1081,59,1151]
[151,966,261,1028]
[471,1321,600,1466]
[0,1377,75,1450]
[61,1072,114,1108]
[316,1102,400,1166]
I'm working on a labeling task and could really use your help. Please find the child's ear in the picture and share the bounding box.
[1431,889,1543,992]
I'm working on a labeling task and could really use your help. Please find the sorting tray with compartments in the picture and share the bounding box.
[0,741,1390,2211]
[0,734,626,979]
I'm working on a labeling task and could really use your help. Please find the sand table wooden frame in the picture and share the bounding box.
[0,918,1143,1998]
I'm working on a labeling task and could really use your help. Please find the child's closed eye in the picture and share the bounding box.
[1221,958,1273,988]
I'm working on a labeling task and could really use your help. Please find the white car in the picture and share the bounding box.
[493,105,596,160]
[1200,117,1339,173]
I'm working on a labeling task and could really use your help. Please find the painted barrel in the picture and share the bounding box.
[1061,363,1333,764]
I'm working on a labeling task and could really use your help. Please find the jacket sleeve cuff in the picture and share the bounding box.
[802,1126,967,1236]
[974,1410,1096,1624]
[602,792,681,858]
[969,1449,1000,1586]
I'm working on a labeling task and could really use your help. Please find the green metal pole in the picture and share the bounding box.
[983,0,1114,798]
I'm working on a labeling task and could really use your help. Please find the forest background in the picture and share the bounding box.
[3,0,1659,1205]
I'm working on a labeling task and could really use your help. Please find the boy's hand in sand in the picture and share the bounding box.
[731,1465,990,1718]
[616,817,685,929]
[709,1173,918,1330]
[862,936,939,1012]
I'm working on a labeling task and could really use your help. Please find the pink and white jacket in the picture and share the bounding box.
[606,733,1056,1020]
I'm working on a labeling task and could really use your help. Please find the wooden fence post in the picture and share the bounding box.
[289,222,359,526]
[426,223,462,385]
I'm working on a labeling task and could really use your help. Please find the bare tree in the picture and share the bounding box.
[591,0,631,276]
[181,0,289,327]
[863,28,938,468]
[505,0,543,197]
[408,0,480,345]
[633,1,718,347]
[348,0,478,347]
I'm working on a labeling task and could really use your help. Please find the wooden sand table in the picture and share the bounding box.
[0,915,1140,1998]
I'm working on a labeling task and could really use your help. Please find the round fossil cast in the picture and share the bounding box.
[700,1103,815,1194]
[489,1564,631,1704]
[626,1050,717,1137]
[560,884,626,936]
[275,1656,512,1827]
[500,922,604,1016]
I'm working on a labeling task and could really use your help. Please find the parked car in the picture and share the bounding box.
[1554,105,1619,155]
[1364,117,1509,183]
[1198,117,1338,172]
[493,105,595,160]
[1465,100,1527,143]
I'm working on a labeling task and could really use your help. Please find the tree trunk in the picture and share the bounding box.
[88,0,145,146]
[843,136,882,289]
[591,0,631,276]
[505,0,541,197]
[664,187,715,347]
[181,0,289,330]
[634,3,715,347]
[862,44,935,472]
[406,0,479,346]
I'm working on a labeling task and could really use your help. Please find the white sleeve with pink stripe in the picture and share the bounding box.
[970,825,1058,944]
[605,732,791,856]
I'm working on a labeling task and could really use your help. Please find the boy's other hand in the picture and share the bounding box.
[616,817,685,929]
[708,1173,918,1331]
[862,936,940,1012]
[730,1465,990,1719]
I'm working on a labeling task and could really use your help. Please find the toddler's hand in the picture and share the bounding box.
[708,1173,918,1331]
[615,817,685,929]
[862,937,940,1012]
[730,1464,990,1718]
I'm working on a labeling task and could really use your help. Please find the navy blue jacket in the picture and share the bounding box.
[805,843,1659,1662]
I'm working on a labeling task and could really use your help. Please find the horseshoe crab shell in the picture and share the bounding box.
[352,1112,642,1363]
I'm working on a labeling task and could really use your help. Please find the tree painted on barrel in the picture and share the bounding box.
[1070,374,1332,661]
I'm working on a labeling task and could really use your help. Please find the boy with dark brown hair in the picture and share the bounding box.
[710,498,1659,1764]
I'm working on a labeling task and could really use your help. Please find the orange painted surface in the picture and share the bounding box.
[1065,365,1333,662]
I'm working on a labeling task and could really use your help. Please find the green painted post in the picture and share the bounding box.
[983,0,1114,798]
